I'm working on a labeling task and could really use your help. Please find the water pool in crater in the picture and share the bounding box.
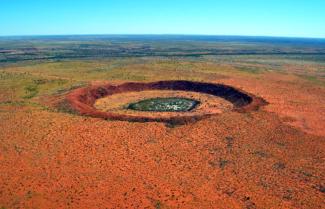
[127,97,200,112]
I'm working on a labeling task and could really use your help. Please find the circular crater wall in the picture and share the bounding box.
[65,80,267,124]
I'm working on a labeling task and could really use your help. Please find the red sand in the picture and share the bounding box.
[0,77,324,208]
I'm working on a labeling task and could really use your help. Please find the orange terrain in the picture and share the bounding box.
[0,67,325,209]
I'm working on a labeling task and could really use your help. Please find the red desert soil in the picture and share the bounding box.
[0,76,324,209]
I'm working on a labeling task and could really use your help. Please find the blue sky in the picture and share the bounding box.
[1,0,325,38]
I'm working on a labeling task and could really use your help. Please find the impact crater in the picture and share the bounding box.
[64,80,268,124]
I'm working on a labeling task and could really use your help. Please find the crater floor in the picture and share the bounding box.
[94,90,233,117]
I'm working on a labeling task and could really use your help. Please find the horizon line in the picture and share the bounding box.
[1,33,325,40]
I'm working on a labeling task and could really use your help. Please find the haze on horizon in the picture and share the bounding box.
[1,0,325,38]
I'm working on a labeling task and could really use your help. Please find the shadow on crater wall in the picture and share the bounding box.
[64,80,268,124]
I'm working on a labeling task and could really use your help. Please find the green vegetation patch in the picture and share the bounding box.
[127,97,200,112]
[23,84,39,99]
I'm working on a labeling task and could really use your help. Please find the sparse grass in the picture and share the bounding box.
[23,84,38,99]
[225,136,234,149]
[273,162,286,170]
[253,150,269,158]
[53,82,87,95]
[0,54,323,115]
[155,200,162,209]
[236,66,262,74]
[219,159,229,169]
[0,37,324,113]
[0,100,28,106]
[56,99,77,114]
[298,74,325,86]
[1,55,323,113]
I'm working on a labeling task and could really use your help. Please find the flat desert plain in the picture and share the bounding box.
[0,37,324,208]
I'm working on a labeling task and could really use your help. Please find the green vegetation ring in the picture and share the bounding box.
[127,97,200,112]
